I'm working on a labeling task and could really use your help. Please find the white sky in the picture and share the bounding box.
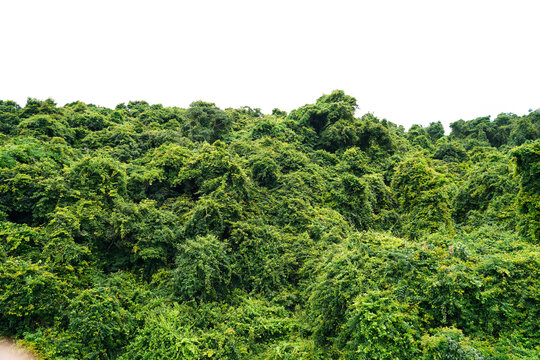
[1,0,539,130]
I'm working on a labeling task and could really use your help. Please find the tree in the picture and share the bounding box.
[18,115,74,142]
[426,121,445,142]
[391,157,453,238]
[0,100,22,134]
[184,101,232,142]
[173,235,232,302]
[288,90,357,134]
[511,140,540,242]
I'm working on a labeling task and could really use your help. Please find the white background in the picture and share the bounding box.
[1,0,539,130]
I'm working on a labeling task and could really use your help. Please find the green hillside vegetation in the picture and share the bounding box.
[0,91,539,359]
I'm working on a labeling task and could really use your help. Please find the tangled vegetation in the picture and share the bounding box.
[0,91,539,359]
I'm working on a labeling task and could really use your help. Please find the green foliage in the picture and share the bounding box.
[1,93,538,359]
[421,328,486,360]
[512,140,540,242]
[66,156,127,201]
[18,115,74,142]
[176,142,249,199]
[453,150,518,226]
[449,112,539,149]
[121,296,294,359]
[0,138,74,225]
[229,220,305,296]
[337,291,421,359]
[306,230,540,358]
[391,157,453,238]
[0,258,68,336]
[251,157,280,188]
[288,90,357,134]
[66,285,135,358]
[120,305,203,359]
[271,108,288,117]
[319,113,395,153]
[184,101,233,142]
[433,141,468,163]
[20,98,60,119]
[426,121,445,142]
[509,114,540,146]
[173,235,232,302]
[250,118,299,142]
[0,100,22,135]
[305,233,425,352]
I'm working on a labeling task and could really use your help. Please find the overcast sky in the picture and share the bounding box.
[1,0,539,130]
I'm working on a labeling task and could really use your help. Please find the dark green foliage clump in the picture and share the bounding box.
[0,92,538,359]
[512,140,540,242]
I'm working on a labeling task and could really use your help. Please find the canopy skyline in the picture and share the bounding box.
[1,0,539,130]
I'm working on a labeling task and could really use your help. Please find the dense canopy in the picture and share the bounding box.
[0,91,539,359]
